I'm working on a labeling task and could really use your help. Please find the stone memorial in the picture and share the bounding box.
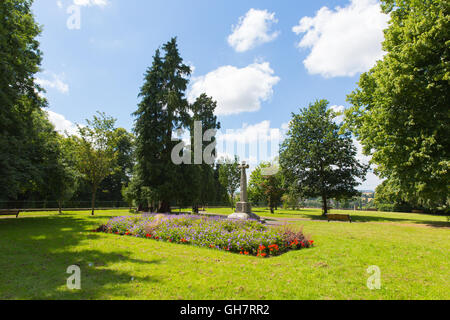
[228,161,261,221]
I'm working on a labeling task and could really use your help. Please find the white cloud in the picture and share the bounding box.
[46,110,79,136]
[216,120,285,169]
[353,138,372,164]
[228,9,280,52]
[281,122,290,131]
[216,151,237,162]
[188,62,280,116]
[330,105,345,123]
[292,0,389,78]
[186,61,196,75]
[73,0,109,7]
[218,120,282,144]
[353,138,383,190]
[35,73,69,94]
[56,0,63,9]
[360,170,383,190]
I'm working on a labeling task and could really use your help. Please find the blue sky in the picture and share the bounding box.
[32,0,389,190]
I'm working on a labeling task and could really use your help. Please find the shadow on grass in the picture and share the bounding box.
[0,215,161,299]
[253,208,450,228]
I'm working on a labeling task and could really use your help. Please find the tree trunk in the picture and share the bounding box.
[158,201,171,213]
[91,186,97,216]
[270,206,274,214]
[230,193,234,210]
[322,194,328,216]
[58,200,62,214]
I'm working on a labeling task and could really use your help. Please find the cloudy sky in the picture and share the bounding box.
[32,0,389,190]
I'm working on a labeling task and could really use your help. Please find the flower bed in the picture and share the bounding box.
[94,214,313,257]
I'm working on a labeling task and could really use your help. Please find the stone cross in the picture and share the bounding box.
[228,161,261,220]
[239,161,249,202]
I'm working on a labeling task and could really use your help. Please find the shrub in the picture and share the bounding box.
[95,215,313,257]
[278,224,313,249]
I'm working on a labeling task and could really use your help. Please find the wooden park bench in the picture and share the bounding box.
[327,213,352,223]
[0,210,20,218]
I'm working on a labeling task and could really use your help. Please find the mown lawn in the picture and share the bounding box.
[202,207,449,225]
[0,209,448,300]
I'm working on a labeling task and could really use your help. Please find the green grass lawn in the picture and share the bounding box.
[202,207,449,226]
[0,209,448,300]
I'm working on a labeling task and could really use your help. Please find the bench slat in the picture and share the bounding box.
[327,214,352,223]
[0,210,20,218]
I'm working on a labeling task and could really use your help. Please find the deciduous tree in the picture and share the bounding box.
[75,112,118,215]
[280,100,368,215]
[345,0,449,211]
[218,156,240,209]
[0,0,47,200]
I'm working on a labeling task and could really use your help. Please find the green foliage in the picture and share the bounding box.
[132,39,222,212]
[346,0,450,211]
[0,0,47,200]
[257,161,285,213]
[41,121,79,212]
[212,162,229,204]
[133,38,192,213]
[375,179,414,212]
[218,156,241,208]
[281,189,303,210]
[98,128,135,202]
[188,93,221,211]
[248,162,271,205]
[280,100,369,215]
[75,112,119,215]
[121,185,134,209]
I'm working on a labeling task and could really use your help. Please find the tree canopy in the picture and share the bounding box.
[133,38,222,212]
[133,39,192,212]
[280,100,368,215]
[345,0,449,211]
[218,156,241,209]
[0,0,47,200]
[75,112,119,215]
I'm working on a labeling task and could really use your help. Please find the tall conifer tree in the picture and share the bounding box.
[133,38,191,212]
